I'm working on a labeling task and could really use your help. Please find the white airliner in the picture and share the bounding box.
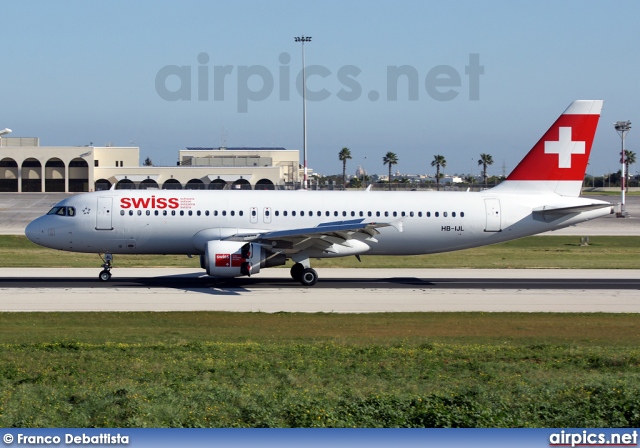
[26,100,612,285]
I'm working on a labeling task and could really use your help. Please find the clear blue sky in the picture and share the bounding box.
[1,0,638,178]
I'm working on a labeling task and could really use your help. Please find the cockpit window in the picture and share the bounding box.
[47,206,76,217]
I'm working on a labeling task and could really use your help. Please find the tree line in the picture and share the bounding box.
[338,148,495,190]
[337,148,638,190]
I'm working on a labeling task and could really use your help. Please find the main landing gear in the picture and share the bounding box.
[290,262,318,286]
[99,253,113,281]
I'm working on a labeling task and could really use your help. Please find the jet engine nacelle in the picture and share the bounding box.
[203,240,285,278]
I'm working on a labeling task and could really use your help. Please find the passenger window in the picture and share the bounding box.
[171,210,176,216]
[334,211,338,217]
[129,210,134,216]
[461,212,465,218]
[222,211,226,216]
[401,212,406,217]
[325,211,330,217]
[214,211,218,216]
[452,212,456,217]
[427,212,431,217]
[376,211,380,217]
[155,210,159,216]
[317,211,321,217]
[239,211,244,216]
[231,211,235,216]
[292,211,296,217]
[205,210,210,216]
[197,211,201,216]
[443,212,448,217]
[120,210,125,216]
[265,210,269,216]
[180,210,184,216]
[418,212,422,217]
[368,211,372,217]
[188,210,193,216]
[351,211,355,217]
[301,211,305,217]
[275,211,280,217]
[252,210,257,216]
[146,210,151,216]
[163,210,168,216]
[384,211,389,217]
[393,212,397,217]
[435,212,440,217]
[284,211,288,216]
[342,211,347,217]
[410,212,414,217]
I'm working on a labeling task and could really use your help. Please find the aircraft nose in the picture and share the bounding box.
[25,218,45,244]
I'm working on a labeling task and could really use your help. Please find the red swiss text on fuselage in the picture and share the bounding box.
[120,196,180,209]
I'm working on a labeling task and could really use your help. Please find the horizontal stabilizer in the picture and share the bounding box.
[533,202,613,222]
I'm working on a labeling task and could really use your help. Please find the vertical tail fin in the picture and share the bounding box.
[494,100,603,197]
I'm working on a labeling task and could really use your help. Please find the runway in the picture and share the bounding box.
[1,268,638,313]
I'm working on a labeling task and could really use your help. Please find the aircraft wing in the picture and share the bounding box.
[223,218,402,251]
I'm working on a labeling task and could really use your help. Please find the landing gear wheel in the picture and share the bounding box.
[290,263,305,281]
[99,253,113,281]
[99,270,112,282]
[299,268,318,286]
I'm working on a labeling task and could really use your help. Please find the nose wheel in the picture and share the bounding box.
[99,253,113,282]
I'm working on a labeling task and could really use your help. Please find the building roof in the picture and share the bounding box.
[185,147,288,151]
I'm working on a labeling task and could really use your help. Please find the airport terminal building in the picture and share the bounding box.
[0,137,301,192]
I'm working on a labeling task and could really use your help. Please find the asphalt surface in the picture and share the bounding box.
[1,268,638,313]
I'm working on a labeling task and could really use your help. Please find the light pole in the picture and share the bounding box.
[614,121,632,217]
[294,35,312,189]
[0,128,12,145]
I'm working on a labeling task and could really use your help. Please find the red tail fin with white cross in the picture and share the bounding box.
[493,100,603,197]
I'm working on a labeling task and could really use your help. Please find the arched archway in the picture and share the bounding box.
[69,158,89,192]
[95,179,112,191]
[162,179,182,190]
[45,158,65,192]
[0,158,18,192]
[139,179,160,190]
[22,158,42,192]
[232,178,252,190]
[115,179,136,190]
[255,178,275,190]
[185,179,205,190]
[208,179,227,190]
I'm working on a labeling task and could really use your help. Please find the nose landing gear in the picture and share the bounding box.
[99,253,113,281]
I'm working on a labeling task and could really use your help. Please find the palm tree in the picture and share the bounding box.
[338,147,352,189]
[620,150,637,192]
[431,155,447,191]
[382,152,398,190]
[477,153,494,188]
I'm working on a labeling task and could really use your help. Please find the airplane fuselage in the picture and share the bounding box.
[25,189,611,257]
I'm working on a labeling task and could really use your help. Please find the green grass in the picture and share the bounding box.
[2,236,639,427]
[1,235,639,269]
[1,312,639,427]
